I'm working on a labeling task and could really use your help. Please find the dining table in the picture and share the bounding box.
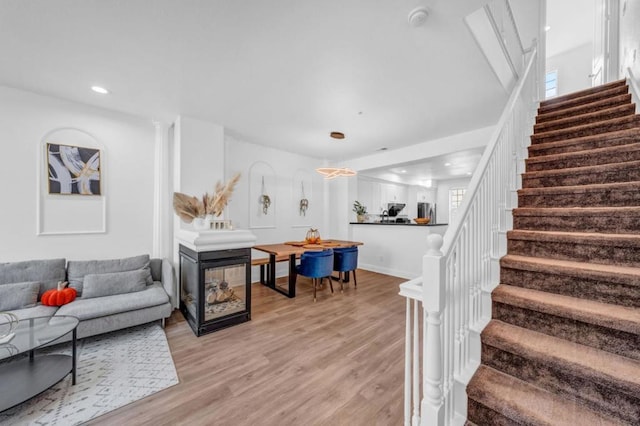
[252,239,363,298]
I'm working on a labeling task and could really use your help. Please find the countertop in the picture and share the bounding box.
[349,222,448,226]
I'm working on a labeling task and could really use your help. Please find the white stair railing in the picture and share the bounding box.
[400,44,539,425]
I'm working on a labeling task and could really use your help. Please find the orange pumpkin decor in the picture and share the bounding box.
[305,228,321,244]
[42,281,77,306]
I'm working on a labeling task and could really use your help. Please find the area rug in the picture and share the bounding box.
[0,322,179,426]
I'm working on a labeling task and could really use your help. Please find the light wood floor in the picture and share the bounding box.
[89,270,407,426]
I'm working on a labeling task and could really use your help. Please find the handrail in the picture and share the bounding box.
[440,45,537,257]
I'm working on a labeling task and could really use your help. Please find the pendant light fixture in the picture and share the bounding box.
[315,131,357,179]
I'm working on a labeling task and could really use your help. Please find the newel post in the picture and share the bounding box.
[421,233,445,425]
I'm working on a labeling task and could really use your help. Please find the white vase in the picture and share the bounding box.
[193,217,209,230]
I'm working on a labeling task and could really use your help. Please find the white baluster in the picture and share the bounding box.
[404,297,412,426]
[421,234,445,426]
[412,299,420,426]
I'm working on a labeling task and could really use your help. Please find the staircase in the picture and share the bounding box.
[466,79,640,425]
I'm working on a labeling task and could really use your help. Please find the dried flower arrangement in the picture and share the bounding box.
[173,173,241,223]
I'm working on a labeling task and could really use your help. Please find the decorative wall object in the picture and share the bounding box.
[173,173,241,230]
[249,161,276,229]
[291,169,312,228]
[37,128,106,235]
[47,143,101,195]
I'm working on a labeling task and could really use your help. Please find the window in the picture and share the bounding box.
[545,70,558,99]
[449,188,467,222]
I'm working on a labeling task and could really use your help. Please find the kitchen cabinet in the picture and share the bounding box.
[382,182,407,205]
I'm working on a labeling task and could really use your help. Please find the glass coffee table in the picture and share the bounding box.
[0,315,79,412]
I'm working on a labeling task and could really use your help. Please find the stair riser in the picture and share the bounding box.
[513,214,640,234]
[526,146,640,172]
[528,135,640,157]
[530,117,639,145]
[499,267,640,308]
[481,345,640,424]
[534,105,636,134]
[507,239,640,268]
[492,302,640,360]
[538,85,629,115]
[466,400,514,426]
[522,166,640,188]
[536,94,633,124]
[518,187,640,208]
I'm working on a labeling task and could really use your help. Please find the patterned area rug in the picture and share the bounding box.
[0,322,178,426]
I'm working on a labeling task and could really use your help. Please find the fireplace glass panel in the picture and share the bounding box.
[203,263,247,322]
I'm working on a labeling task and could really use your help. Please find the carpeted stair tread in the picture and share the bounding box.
[534,103,636,134]
[512,206,640,233]
[538,83,629,115]
[531,115,640,145]
[467,365,620,426]
[522,160,640,188]
[539,79,627,108]
[526,141,640,171]
[482,320,640,397]
[517,181,640,208]
[528,128,640,157]
[536,93,633,124]
[493,284,640,335]
[507,229,640,247]
[500,254,640,286]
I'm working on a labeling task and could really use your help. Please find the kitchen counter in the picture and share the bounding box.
[349,222,447,226]
[348,221,448,278]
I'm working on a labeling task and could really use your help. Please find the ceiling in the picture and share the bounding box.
[0,0,507,161]
[358,147,484,186]
[546,0,594,58]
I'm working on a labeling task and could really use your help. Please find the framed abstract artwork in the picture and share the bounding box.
[47,143,101,195]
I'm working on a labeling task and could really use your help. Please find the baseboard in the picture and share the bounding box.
[358,263,416,280]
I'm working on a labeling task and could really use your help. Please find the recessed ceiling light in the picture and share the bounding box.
[330,131,345,139]
[544,25,551,32]
[466,172,472,175]
[91,86,109,94]
[444,162,452,166]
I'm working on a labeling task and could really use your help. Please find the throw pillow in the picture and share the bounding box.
[0,281,41,311]
[81,269,149,299]
[67,254,153,296]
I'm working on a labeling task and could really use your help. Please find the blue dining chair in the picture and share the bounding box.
[296,249,334,302]
[333,246,358,292]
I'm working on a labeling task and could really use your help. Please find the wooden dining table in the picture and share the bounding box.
[252,239,363,298]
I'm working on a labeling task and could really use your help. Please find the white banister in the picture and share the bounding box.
[400,42,539,425]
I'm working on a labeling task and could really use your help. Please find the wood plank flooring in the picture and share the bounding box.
[88,270,407,426]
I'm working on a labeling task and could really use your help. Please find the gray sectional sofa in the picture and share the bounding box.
[0,255,176,340]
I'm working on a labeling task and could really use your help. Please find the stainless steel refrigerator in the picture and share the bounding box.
[417,202,436,223]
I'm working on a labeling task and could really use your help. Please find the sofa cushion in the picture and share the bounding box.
[8,304,59,321]
[55,282,169,321]
[67,254,153,296]
[0,281,41,311]
[0,258,66,298]
[82,269,148,299]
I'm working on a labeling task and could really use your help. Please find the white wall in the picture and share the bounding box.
[547,43,593,96]
[436,177,472,224]
[0,86,156,262]
[620,0,640,101]
[225,136,328,279]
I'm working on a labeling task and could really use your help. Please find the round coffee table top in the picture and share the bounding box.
[0,315,79,361]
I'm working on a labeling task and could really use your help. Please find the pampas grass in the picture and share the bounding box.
[172,173,241,223]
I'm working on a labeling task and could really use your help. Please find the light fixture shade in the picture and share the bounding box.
[315,167,357,179]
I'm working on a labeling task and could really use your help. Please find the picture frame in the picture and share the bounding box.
[47,143,101,195]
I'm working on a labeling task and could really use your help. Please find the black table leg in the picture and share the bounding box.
[288,253,297,298]
[268,254,276,289]
[72,328,77,385]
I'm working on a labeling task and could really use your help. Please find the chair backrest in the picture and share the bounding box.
[333,246,358,272]
[298,249,334,278]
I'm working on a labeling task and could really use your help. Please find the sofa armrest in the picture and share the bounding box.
[161,258,177,309]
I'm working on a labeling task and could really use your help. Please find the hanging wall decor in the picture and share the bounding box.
[47,143,101,195]
[249,161,276,229]
[260,176,271,215]
[299,182,308,216]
